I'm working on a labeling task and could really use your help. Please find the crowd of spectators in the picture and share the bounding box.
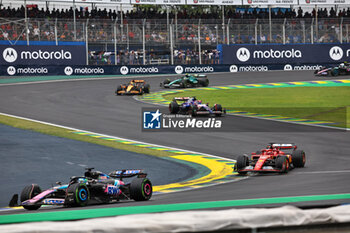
[1,5,349,65]
[89,48,220,65]
[1,5,350,21]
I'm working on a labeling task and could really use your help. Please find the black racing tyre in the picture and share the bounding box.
[116,85,123,95]
[130,178,152,201]
[198,78,209,87]
[64,183,90,207]
[236,155,249,175]
[292,150,306,168]
[180,80,186,88]
[144,84,150,94]
[169,101,179,114]
[20,184,42,210]
[163,79,171,85]
[331,69,338,76]
[213,104,223,116]
[191,105,198,116]
[276,156,289,173]
[138,87,144,95]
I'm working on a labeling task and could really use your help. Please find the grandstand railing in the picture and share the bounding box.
[0,17,349,65]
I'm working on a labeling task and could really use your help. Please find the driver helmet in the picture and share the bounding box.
[197,99,202,104]
[340,63,345,68]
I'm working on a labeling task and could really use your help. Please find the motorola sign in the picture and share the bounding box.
[0,45,86,65]
[220,44,350,65]
[175,65,184,74]
[120,66,129,75]
[236,48,250,62]
[3,48,18,63]
[329,46,343,61]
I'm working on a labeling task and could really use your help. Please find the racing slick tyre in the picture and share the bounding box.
[191,105,198,116]
[64,183,90,207]
[169,101,179,114]
[20,184,42,210]
[130,178,152,201]
[180,80,187,88]
[138,87,144,95]
[292,150,306,168]
[276,156,289,174]
[163,79,171,86]
[198,78,209,87]
[236,155,249,175]
[116,85,123,95]
[144,84,150,94]
[213,104,223,116]
[331,69,339,76]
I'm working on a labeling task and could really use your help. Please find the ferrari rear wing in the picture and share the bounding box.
[269,143,297,149]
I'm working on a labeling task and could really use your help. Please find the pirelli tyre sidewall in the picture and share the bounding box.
[130,178,152,201]
[276,156,289,173]
[292,150,306,168]
[65,183,90,207]
[116,85,123,95]
[20,184,42,210]
[236,155,249,175]
[169,101,179,114]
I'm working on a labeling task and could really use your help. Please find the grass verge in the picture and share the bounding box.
[163,87,350,128]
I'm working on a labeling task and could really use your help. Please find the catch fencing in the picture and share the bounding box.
[1,17,350,66]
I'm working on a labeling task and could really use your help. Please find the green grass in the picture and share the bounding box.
[0,114,175,158]
[163,87,350,128]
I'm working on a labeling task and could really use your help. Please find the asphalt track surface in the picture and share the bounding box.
[0,71,349,214]
[0,124,196,207]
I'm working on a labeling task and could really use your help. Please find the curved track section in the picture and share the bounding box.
[0,71,349,213]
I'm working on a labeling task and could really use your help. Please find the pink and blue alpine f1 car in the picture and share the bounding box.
[11,168,152,210]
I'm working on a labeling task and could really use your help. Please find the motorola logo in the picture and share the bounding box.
[284,64,293,71]
[120,66,129,75]
[64,66,73,76]
[7,66,16,75]
[175,65,184,74]
[229,65,238,72]
[236,48,250,62]
[3,48,18,63]
[329,46,343,61]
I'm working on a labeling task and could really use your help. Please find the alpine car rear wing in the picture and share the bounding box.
[173,97,192,101]
[108,169,147,179]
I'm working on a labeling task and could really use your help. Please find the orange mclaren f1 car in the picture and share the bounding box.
[115,80,150,95]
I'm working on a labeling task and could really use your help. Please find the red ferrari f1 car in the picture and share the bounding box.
[236,143,306,174]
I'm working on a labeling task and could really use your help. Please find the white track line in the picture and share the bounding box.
[295,170,350,174]
[0,112,236,162]
[0,112,249,204]
[0,74,175,87]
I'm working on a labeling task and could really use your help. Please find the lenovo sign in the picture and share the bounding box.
[220,44,350,65]
[0,45,85,65]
